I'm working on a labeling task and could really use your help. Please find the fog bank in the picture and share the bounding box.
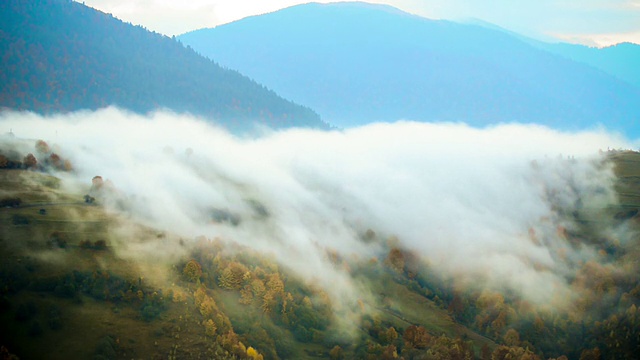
[1,107,634,308]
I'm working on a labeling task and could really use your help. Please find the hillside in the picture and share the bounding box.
[0,145,495,359]
[1,130,640,359]
[0,0,326,130]
[179,2,640,136]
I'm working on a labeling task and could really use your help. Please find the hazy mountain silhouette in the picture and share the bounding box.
[537,42,640,89]
[0,0,327,130]
[465,19,640,90]
[180,1,640,136]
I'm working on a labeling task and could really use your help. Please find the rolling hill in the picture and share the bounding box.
[179,2,640,136]
[1,126,640,359]
[0,0,327,130]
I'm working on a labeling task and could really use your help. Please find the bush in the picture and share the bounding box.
[293,325,313,342]
[0,197,21,207]
[11,214,29,225]
[183,260,203,282]
[48,232,68,249]
[93,240,108,250]
[79,240,108,250]
[141,304,161,321]
[94,336,117,359]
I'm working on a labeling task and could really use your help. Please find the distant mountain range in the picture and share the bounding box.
[536,42,640,89]
[179,2,640,137]
[463,18,640,89]
[0,0,327,131]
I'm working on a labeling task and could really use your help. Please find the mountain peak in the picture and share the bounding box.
[179,3,639,136]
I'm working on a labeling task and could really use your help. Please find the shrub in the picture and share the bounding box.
[11,214,29,225]
[93,240,108,250]
[94,336,117,359]
[0,197,21,207]
[183,260,203,282]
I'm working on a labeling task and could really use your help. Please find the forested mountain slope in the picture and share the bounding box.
[0,0,326,130]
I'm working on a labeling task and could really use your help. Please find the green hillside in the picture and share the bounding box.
[0,0,326,131]
[1,144,639,359]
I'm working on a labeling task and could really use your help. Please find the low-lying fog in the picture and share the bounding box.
[1,107,635,310]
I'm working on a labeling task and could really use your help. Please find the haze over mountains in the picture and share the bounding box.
[0,0,327,131]
[537,42,640,89]
[179,2,640,137]
[464,18,640,89]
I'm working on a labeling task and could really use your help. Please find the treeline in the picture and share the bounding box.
[0,0,326,130]
[0,139,72,171]
[180,238,332,359]
[178,237,556,360]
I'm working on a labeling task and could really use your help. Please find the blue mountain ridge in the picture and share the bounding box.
[464,18,640,89]
[179,1,640,138]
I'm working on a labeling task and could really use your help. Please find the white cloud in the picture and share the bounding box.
[552,30,640,47]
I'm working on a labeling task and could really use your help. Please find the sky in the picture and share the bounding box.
[76,0,640,46]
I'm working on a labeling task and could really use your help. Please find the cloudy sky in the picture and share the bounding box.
[76,0,640,46]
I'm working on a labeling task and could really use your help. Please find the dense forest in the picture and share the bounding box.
[1,137,639,359]
[0,0,326,130]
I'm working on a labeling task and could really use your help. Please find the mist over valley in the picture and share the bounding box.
[2,109,640,359]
